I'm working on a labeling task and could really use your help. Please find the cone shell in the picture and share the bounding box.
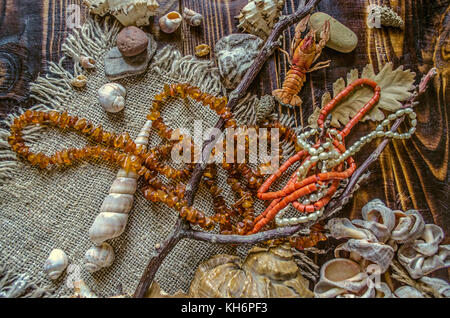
[44,249,68,280]
[84,242,115,272]
[236,0,285,39]
[189,245,313,298]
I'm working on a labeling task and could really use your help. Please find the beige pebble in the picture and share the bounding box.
[309,12,358,53]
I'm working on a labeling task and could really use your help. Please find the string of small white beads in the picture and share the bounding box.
[275,205,325,226]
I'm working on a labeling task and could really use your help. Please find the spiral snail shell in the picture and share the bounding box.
[159,11,182,33]
[98,83,126,113]
[80,56,96,70]
[183,8,203,27]
[43,249,68,280]
[84,242,115,273]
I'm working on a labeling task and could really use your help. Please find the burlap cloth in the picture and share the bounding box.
[0,17,301,297]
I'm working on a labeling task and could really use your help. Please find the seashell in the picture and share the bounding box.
[98,83,126,113]
[88,120,152,247]
[83,0,160,27]
[397,243,450,279]
[334,239,395,273]
[391,209,425,244]
[255,95,276,123]
[361,199,396,232]
[80,56,96,70]
[84,242,115,272]
[159,11,182,34]
[214,33,264,90]
[413,224,444,256]
[183,8,203,27]
[394,286,424,298]
[314,258,368,298]
[236,0,285,40]
[43,249,68,280]
[72,280,98,298]
[375,282,394,298]
[71,75,88,88]
[351,219,390,243]
[194,44,210,57]
[419,277,450,298]
[327,218,377,241]
[189,245,313,298]
[367,4,404,29]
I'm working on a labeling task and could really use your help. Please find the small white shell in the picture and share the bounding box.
[43,249,68,280]
[361,198,396,232]
[71,75,88,88]
[84,243,115,273]
[391,209,425,244]
[73,280,98,298]
[183,8,203,26]
[394,286,424,298]
[159,11,182,33]
[80,56,96,70]
[98,83,126,113]
[413,224,444,256]
[334,239,395,273]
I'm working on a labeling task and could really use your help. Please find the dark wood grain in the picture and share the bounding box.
[0,0,448,243]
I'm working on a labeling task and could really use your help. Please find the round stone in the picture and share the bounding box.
[117,26,149,57]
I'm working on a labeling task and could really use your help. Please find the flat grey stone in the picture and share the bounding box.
[104,34,157,80]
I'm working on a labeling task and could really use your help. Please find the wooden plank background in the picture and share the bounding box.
[0,0,448,246]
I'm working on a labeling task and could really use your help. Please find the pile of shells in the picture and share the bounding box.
[315,199,449,298]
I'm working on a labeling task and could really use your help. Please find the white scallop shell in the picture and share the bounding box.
[159,11,182,33]
[84,242,115,272]
[43,249,68,280]
[98,83,126,113]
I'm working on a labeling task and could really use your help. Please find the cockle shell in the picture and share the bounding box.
[236,0,285,40]
[98,83,126,113]
[71,75,88,88]
[391,209,425,244]
[194,44,210,57]
[83,0,160,27]
[214,34,264,90]
[334,239,395,273]
[183,8,203,27]
[188,245,313,298]
[84,242,115,273]
[43,249,68,280]
[80,56,96,70]
[159,11,182,34]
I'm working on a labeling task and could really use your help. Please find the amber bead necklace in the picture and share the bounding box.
[8,83,303,234]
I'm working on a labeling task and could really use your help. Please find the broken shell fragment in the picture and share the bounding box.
[80,56,96,70]
[84,242,115,273]
[183,8,203,26]
[44,249,68,280]
[71,75,88,88]
[159,11,182,33]
[98,83,126,113]
[194,44,210,57]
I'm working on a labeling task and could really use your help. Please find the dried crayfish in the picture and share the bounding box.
[272,15,331,107]
[248,78,418,234]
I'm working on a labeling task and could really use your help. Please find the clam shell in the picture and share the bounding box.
[334,239,395,273]
[189,246,313,298]
[391,209,425,244]
[43,249,68,280]
[98,83,126,113]
[84,242,115,273]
